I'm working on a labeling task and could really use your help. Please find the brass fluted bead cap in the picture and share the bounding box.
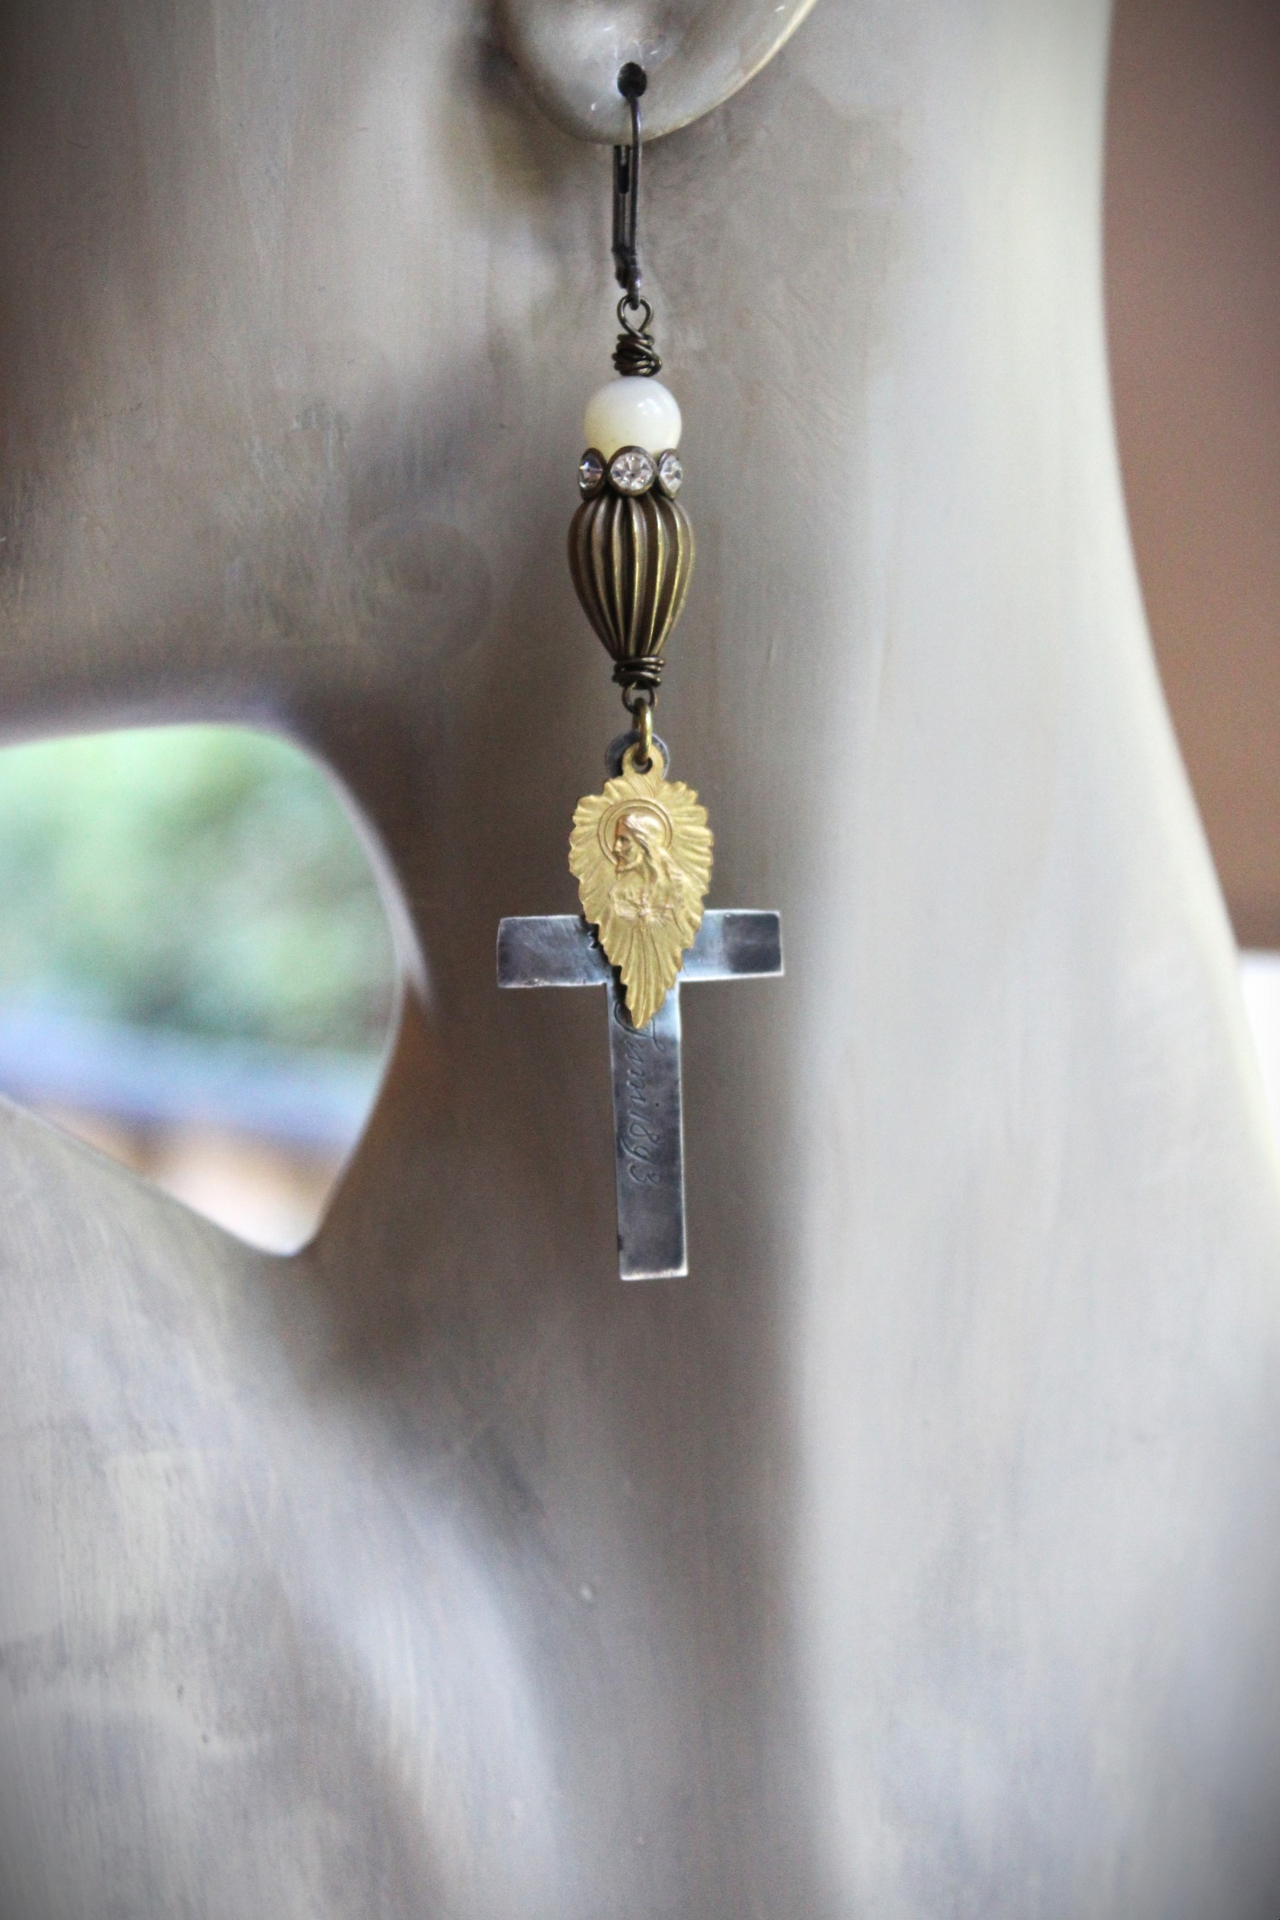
[568,445,694,693]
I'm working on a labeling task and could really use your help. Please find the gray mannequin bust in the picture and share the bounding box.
[1,2,1279,1916]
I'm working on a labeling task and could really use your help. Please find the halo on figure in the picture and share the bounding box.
[570,762,713,1032]
[597,797,674,866]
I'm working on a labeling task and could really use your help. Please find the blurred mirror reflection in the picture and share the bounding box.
[0,726,398,1252]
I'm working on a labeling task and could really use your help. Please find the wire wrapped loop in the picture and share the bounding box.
[613,297,662,377]
[613,655,665,698]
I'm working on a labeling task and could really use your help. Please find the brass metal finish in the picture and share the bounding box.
[568,466,694,696]
[633,699,654,767]
[569,742,713,1030]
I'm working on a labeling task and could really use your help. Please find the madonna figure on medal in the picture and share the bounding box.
[497,61,782,1279]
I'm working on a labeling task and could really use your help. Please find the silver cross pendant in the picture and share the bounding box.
[497,910,783,1280]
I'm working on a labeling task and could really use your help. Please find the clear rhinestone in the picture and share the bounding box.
[608,447,657,495]
[656,450,683,497]
[578,449,606,496]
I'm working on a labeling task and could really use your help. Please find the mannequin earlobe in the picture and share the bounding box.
[495,0,821,143]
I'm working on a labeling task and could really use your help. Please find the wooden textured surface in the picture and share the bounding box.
[1,3,1280,1916]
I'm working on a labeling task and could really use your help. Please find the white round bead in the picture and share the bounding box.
[583,378,682,459]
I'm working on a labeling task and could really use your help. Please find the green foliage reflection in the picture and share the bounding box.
[0,727,395,1051]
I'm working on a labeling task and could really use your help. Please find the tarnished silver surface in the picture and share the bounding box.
[497,908,783,986]
[497,913,612,988]
[498,911,783,1277]
[681,908,783,980]
[609,980,686,1278]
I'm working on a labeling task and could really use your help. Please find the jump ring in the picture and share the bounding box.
[634,701,654,767]
[617,294,654,337]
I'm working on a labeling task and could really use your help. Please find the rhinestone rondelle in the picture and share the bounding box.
[608,446,657,495]
[656,450,683,497]
[578,449,606,497]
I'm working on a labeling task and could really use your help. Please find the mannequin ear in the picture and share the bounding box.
[495,0,819,143]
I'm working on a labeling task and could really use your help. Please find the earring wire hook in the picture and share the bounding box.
[612,64,647,310]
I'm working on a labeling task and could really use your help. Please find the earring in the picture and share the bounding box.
[498,66,783,1281]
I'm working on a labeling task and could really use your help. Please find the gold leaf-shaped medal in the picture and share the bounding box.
[570,744,713,1030]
